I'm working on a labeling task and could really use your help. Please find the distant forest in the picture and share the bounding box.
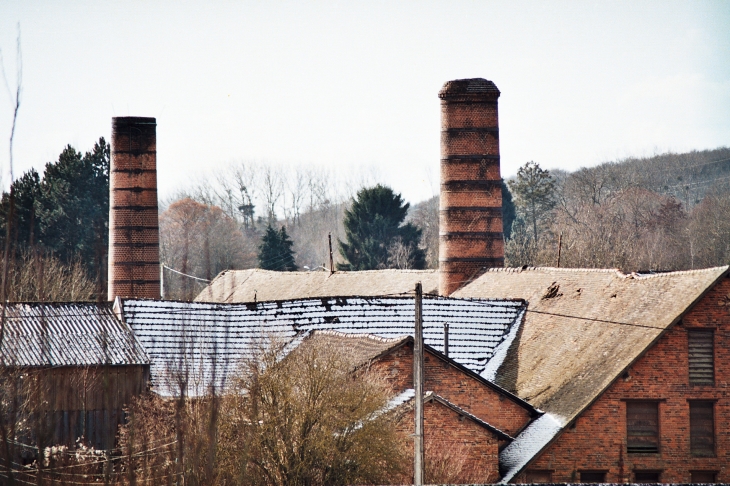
[498,147,730,272]
[2,144,728,301]
[159,146,730,298]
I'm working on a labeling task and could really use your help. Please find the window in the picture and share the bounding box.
[627,401,659,453]
[634,471,661,483]
[525,470,552,483]
[580,471,606,483]
[688,329,714,385]
[690,401,715,456]
[690,471,717,483]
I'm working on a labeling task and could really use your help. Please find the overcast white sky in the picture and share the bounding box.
[1,1,728,204]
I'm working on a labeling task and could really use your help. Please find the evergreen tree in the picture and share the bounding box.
[507,161,556,242]
[501,179,516,240]
[338,184,425,271]
[0,138,110,277]
[258,224,297,271]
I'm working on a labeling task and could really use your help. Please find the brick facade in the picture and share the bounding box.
[108,116,161,300]
[514,274,730,483]
[439,78,504,296]
[369,341,534,436]
[396,397,503,484]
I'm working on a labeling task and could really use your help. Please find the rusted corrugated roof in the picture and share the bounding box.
[194,268,439,303]
[122,295,525,397]
[0,303,149,367]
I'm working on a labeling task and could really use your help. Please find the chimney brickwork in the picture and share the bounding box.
[108,117,160,300]
[439,79,504,296]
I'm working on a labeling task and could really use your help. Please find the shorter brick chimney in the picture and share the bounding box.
[439,79,504,296]
[108,117,160,300]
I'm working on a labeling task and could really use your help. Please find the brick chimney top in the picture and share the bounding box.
[438,78,501,100]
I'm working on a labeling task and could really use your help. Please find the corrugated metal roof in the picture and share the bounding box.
[0,303,149,367]
[122,296,525,397]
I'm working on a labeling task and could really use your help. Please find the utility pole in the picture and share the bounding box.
[557,232,563,268]
[328,233,335,275]
[444,322,449,358]
[414,282,424,486]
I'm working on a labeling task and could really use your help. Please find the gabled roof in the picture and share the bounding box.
[195,268,439,303]
[453,265,729,482]
[296,330,410,369]
[122,295,525,396]
[392,389,514,441]
[299,330,539,416]
[0,302,149,367]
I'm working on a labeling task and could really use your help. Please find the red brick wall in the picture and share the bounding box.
[438,78,504,296]
[396,399,502,484]
[514,274,730,483]
[370,342,533,436]
[109,116,160,300]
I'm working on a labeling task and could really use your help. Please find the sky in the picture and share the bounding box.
[0,0,728,204]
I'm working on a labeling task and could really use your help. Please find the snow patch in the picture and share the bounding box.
[481,308,525,382]
[499,413,566,484]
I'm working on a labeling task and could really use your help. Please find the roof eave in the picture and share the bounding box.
[502,265,730,482]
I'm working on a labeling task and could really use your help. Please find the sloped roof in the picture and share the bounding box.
[195,268,439,303]
[453,266,729,481]
[296,330,409,368]
[122,295,525,396]
[392,389,513,441]
[0,303,149,367]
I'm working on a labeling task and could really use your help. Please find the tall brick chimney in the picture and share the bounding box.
[108,117,160,300]
[439,79,504,296]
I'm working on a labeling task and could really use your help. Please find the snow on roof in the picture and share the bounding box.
[454,266,728,420]
[122,295,525,397]
[0,303,149,367]
[498,413,565,484]
[384,388,416,413]
[456,265,729,481]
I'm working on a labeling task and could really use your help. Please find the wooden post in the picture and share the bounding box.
[414,282,424,486]
[557,232,563,268]
[444,322,449,358]
[328,233,335,275]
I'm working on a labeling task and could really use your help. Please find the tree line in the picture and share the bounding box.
[1,139,728,301]
[504,147,730,271]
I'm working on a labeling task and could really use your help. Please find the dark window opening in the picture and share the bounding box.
[690,401,715,456]
[688,329,714,385]
[580,471,607,483]
[690,470,717,483]
[634,470,661,483]
[627,401,659,453]
[525,470,552,483]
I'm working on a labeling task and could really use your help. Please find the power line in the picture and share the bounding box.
[162,265,210,283]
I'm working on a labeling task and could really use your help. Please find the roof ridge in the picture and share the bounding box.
[423,391,514,440]
[630,265,730,279]
[486,265,729,278]
[312,329,409,343]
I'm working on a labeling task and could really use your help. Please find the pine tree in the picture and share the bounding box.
[258,224,298,271]
[0,138,110,275]
[507,161,556,242]
[338,184,425,270]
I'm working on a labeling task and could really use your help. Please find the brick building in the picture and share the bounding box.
[455,265,730,483]
[292,330,537,484]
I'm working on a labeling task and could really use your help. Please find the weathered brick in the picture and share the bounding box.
[514,275,730,483]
